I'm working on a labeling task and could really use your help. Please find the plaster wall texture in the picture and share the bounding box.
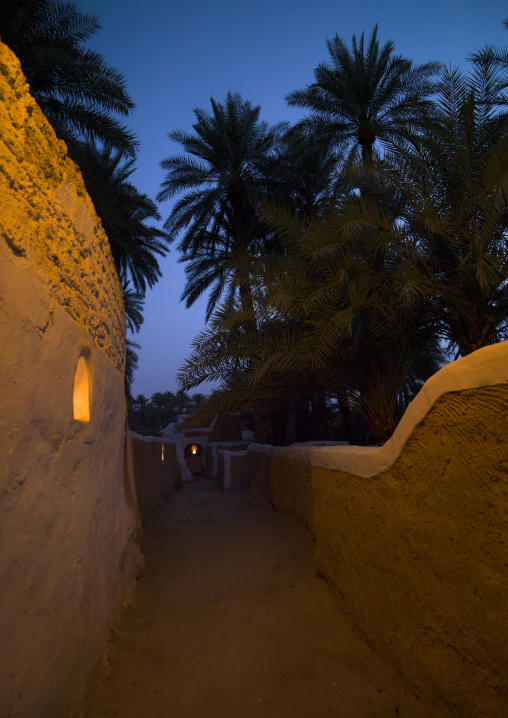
[269,457,316,535]
[0,41,125,373]
[248,344,508,716]
[128,434,181,522]
[312,383,508,717]
[247,445,274,501]
[0,42,140,717]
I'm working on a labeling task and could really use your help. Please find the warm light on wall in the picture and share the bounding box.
[162,445,165,462]
[191,444,197,454]
[73,356,90,422]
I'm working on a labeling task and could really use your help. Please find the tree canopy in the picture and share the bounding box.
[168,22,508,445]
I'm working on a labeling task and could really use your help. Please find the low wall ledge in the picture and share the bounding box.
[250,341,508,479]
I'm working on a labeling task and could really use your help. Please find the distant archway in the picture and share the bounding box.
[183,442,204,476]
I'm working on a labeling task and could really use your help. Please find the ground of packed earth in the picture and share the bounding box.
[83,479,457,718]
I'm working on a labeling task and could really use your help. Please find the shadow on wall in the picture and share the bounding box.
[247,341,508,718]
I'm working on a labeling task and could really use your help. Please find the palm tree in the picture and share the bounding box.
[188,393,207,410]
[1,2,172,374]
[468,16,508,99]
[286,24,440,167]
[179,178,441,445]
[147,392,173,430]
[261,124,340,219]
[72,142,171,295]
[177,126,340,321]
[177,209,250,321]
[122,281,145,334]
[0,0,137,158]
[128,393,150,428]
[157,92,286,316]
[125,339,140,402]
[386,63,508,356]
[173,389,191,416]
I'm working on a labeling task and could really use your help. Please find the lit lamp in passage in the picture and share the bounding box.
[191,445,197,455]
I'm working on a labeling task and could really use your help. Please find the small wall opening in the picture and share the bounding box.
[73,356,90,422]
[184,442,204,476]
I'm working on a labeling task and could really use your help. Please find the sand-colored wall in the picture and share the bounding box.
[247,445,274,501]
[129,434,181,521]
[0,42,140,717]
[269,457,315,534]
[313,383,508,717]
[248,346,508,717]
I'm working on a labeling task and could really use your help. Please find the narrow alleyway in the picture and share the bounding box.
[84,481,452,718]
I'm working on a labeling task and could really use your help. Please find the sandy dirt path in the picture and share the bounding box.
[84,480,454,718]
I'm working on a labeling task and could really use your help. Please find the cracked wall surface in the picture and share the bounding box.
[0,42,139,717]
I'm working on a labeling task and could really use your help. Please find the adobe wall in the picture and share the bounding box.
[313,383,508,717]
[248,344,508,717]
[247,445,273,501]
[129,433,181,521]
[268,456,315,535]
[0,41,140,717]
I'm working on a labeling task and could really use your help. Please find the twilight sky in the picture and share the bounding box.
[78,0,508,398]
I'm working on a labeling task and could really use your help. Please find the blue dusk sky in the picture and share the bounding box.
[77,0,508,398]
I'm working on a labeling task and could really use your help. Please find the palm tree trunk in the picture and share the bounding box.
[367,413,395,446]
[317,395,332,439]
[364,394,396,446]
[457,320,497,357]
[360,138,374,168]
[284,410,298,445]
[254,413,273,444]
[337,396,355,444]
[359,137,378,216]
[284,396,299,445]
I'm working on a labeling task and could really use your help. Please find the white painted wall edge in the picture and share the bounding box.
[250,341,508,478]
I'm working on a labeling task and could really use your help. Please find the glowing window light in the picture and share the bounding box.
[73,356,90,422]
[191,444,197,455]
[162,445,165,462]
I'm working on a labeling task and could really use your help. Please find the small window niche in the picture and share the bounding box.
[161,445,165,462]
[73,355,90,422]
